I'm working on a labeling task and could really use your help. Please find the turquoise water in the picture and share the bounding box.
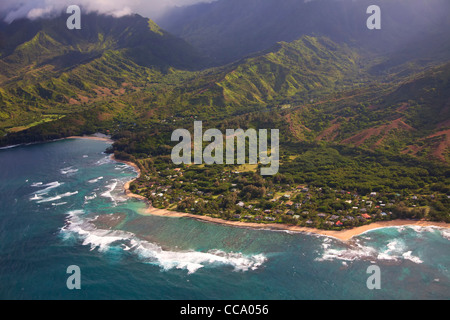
[0,139,449,300]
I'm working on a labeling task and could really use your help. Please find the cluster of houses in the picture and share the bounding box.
[231,190,395,226]
[136,166,433,229]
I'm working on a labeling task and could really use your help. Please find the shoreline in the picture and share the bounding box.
[66,135,114,143]
[113,156,450,241]
[0,134,113,151]
[110,154,150,203]
[10,134,448,241]
[141,207,450,241]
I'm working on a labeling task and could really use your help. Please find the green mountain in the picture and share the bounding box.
[159,0,450,67]
[0,10,448,224]
[0,11,448,166]
[0,32,365,139]
[0,13,205,70]
[0,13,206,134]
[284,62,450,163]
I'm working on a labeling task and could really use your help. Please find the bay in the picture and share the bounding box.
[0,138,448,300]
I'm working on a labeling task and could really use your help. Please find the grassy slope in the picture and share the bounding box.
[0,18,448,225]
[1,28,449,164]
[0,13,205,135]
[293,63,450,162]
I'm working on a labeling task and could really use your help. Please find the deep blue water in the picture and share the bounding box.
[0,139,449,300]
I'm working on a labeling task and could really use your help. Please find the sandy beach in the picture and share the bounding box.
[110,155,150,203]
[67,135,148,204]
[141,207,450,241]
[66,135,114,143]
[111,152,450,242]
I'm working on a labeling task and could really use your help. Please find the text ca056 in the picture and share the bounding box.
[224,305,269,315]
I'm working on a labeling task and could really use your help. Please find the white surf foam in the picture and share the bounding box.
[317,239,379,262]
[402,251,424,264]
[30,194,43,201]
[60,210,267,274]
[31,182,43,187]
[88,177,104,184]
[100,180,118,201]
[84,193,97,201]
[99,180,128,204]
[317,237,423,264]
[0,144,20,150]
[442,229,450,241]
[61,167,79,175]
[36,191,78,203]
[33,181,63,195]
[52,202,68,206]
[96,156,112,166]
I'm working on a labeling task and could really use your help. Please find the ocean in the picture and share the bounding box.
[0,138,448,300]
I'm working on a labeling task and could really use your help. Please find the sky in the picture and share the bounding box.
[0,0,216,23]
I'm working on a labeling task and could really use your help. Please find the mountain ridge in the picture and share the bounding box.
[0,9,449,166]
[159,0,450,68]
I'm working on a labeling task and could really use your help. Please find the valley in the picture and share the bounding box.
[0,2,449,231]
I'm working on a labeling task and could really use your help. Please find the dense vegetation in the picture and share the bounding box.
[0,10,448,229]
[159,0,450,66]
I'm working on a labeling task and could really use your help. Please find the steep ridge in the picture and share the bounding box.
[159,0,450,67]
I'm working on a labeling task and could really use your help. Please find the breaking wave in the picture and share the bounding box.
[100,179,128,204]
[88,177,103,184]
[442,229,450,241]
[61,167,79,175]
[317,238,424,264]
[60,210,267,274]
[315,227,440,264]
[34,191,78,203]
[52,202,68,206]
[31,182,43,187]
[0,144,20,150]
[84,193,97,201]
[32,181,63,195]
[96,156,113,166]
[100,180,118,202]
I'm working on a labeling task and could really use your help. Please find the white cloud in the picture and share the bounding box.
[0,0,215,23]
[27,5,55,20]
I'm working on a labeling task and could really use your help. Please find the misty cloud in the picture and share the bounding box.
[0,0,215,23]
